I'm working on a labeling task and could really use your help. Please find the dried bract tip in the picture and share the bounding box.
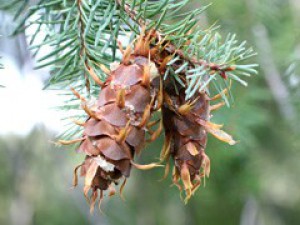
[57,138,85,145]
[99,64,111,76]
[131,161,164,170]
[180,163,193,202]
[116,89,126,108]
[87,67,104,87]
[142,64,151,87]
[205,125,236,145]
[123,45,132,65]
[178,101,195,115]
[210,102,226,111]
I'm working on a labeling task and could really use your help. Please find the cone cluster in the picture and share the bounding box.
[62,30,237,210]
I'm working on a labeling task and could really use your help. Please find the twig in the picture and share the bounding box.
[76,0,91,92]
[115,0,232,75]
[115,0,145,27]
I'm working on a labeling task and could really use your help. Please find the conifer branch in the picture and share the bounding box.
[115,0,231,75]
[114,1,257,102]
[115,0,145,27]
[77,0,90,92]
[0,0,258,138]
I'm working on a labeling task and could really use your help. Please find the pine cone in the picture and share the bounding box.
[68,33,164,212]
[161,78,236,203]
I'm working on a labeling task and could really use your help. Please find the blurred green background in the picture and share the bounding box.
[1,0,300,224]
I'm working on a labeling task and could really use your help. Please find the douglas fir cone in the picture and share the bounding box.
[61,33,164,212]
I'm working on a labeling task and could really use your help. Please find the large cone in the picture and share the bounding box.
[70,34,163,212]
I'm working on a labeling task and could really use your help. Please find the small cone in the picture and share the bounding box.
[161,74,235,202]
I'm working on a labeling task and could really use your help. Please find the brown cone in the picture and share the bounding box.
[161,77,235,202]
[161,83,209,202]
[70,32,163,212]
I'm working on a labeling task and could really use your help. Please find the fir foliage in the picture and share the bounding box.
[0,0,258,138]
